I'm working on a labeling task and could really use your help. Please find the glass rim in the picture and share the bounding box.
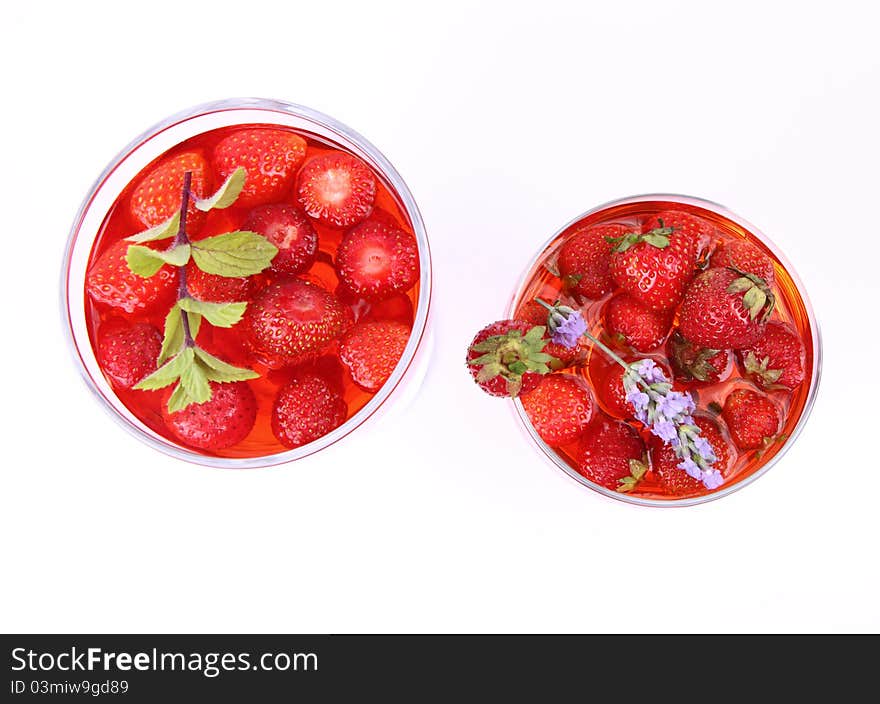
[60,97,432,468]
[507,193,822,507]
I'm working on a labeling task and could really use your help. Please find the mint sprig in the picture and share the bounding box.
[125,168,275,413]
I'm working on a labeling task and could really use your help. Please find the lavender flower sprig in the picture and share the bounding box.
[535,299,723,490]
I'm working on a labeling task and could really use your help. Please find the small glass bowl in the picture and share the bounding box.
[61,97,432,468]
[508,194,821,506]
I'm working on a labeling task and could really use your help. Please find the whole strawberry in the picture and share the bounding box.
[712,239,775,285]
[96,320,162,388]
[163,381,257,450]
[339,320,411,392]
[86,239,178,314]
[543,336,590,370]
[594,359,671,419]
[721,389,782,450]
[609,210,706,310]
[363,293,414,325]
[515,300,550,327]
[185,260,254,303]
[272,372,348,449]
[667,331,732,384]
[243,279,352,368]
[678,267,775,349]
[244,204,318,277]
[521,374,594,446]
[739,321,806,389]
[130,151,211,233]
[214,128,307,208]
[297,151,376,228]
[651,415,733,496]
[467,320,553,397]
[336,220,419,301]
[604,294,672,352]
[557,223,624,299]
[575,416,646,490]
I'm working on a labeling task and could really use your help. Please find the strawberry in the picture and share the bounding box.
[575,416,646,490]
[604,294,672,352]
[650,415,733,495]
[296,151,376,228]
[335,220,419,301]
[678,267,775,349]
[667,331,732,384]
[185,260,254,303]
[130,150,211,233]
[739,321,806,390]
[243,279,352,368]
[544,336,590,370]
[522,373,594,446]
[339,320,411,392]
[363,293,414,325]
[467,320,552,397]
[214,128,307,208]
[609,210,706,310]
[557,224,623,299]
[515,300,549,327]
[162,380,256,450]
[243,204,318,277]
[712,239,775,285]
[271,372,348,449]
[96,319,162,388]
[86,239,179,314]
[721,388,782,450]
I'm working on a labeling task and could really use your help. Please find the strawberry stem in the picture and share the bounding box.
[174,171,194,346]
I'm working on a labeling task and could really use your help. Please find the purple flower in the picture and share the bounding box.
[678,456,702,480]
[701,469,723,490]
[635,359,667,384]
[653,418,678,442]
[550,310,588,348]
[656,390,694,418]
[693,436,717,463]
[625,389,650,421]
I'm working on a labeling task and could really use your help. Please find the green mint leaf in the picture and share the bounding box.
[178,297,246,328]
[194,348,259,383]
[190,230,278,277]
[158,306,203,365]
[125,212,181,244]
[126,243,191,277]
[133,347,194,391]
[179,355,211,405]
[166,382,197,414]
[193,167,247,212]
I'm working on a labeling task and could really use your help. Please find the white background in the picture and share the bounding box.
[1,0,877,633]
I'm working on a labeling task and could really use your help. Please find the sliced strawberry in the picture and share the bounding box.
[739,321,806,390]
[575,416,646,490]
[667,331,732,384]
[185,260,254,303]
[162,381,257,451]
[96,319,162,388]
[604,294,672,352]
[336,220,419,301]
[243,204,318,277]
[712,239,775,285]
[86,239,178,314]
[271,372,348,449]
[243,279,352,368]
[722,388,782,450]
[466,320,550,398]
[214,128,307,208]
[650,415,733,496]
[130,150,211,233]
[339,320,411,392]
[296,151,376,228]
[557,223,623,299]
[522,373,594,446]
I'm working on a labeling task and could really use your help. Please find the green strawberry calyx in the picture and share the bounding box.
[469,326,555,397]
[617,458,649,493]
[725,267,776,322]
[605,219,675,253]
[742,350,784,386]
[125,168,278,413]
[669,332,721,382]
